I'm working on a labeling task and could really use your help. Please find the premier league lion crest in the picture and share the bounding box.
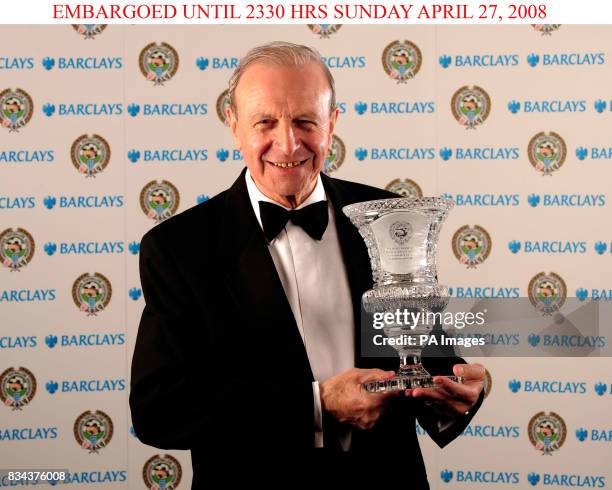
[0,88,33,133]
[382,40,422,83]
[1,228,35,271]
[74,410,113,453]
[72,24,107,39]
[323,135,345,175]
[532,24,561,36]
[528,131,566,176]
[529,272,567,316]
[216,89,231,126]
[72,272,112,316]
[0,367,36,411]
[143,454,182,490]
[452,86,491,129]
[386,178,423,198]
[140,42,179,86]
[140,180,180,223]
[390,221,413,245]
[71,134,111,178]
[452,225,491,269]
[308,25,342,39]
[528,411,566,455]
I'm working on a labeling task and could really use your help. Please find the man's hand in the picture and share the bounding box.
[320,368,401,430]
[405,363,485,419]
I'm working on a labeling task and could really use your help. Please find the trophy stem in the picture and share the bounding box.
[398,354,429,377]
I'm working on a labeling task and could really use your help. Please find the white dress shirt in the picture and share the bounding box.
[245,169,355,449]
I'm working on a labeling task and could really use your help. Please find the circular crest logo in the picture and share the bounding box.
[72,272,112,316]
[140,42,179,86]
[140,180,180,223]
[216,89,231,126]
[483,368,492,399]
[385,178,423,198]
[390,221,413,245]
[451,86,491,129]
[528,411,566,455]
[323,134,345,175]
[71,134,111,178]
[452,225,491,269]
[0,367,36,411]
[74,410,113,453]
[382,40,422,83]
[528,272,567,316]
[72,24,107,39]
[528,131,566,176]
[0,88,33,133]
[532,24,561,35]
[1,228,35,271]
[308,24,342,39]
[143,454,182,490]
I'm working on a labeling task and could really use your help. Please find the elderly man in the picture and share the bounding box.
[130,41,484,486]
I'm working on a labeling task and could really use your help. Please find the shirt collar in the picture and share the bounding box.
[245,168,327,231]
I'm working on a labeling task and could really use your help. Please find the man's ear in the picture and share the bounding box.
[226,106,241,150]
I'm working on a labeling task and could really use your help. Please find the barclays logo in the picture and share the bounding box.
[354,147,434,161]
[0,335,37,349]
[0,427,58,441]
[126,103,208,117]
[195,56,238,70]
[526,52,605,67]
[438,54,519,68]
[0,57,35,69]
[44,241,124,255]
[454,333,519,346]
[507,379,587,394]
[49,333,125,347]
[127,148,208,163]
[43,195,124,209]
[353,101,434,115]
[574,427,612,443]
[507,241,587,254]
[0,150,55,163]
[129,287,142,300]
[575,146,612,160]
[42,57,123,70]
[460,424,520,438]
[575,288,612,301]
[0,196,35,209]
[197,195,210,204]
[0,289,56,302]
[42,103,123,116]
[322,56,366,69]
[507,99,586,113]
[594,382,611,396]
[45,378,125,393]
[216,148,243,162]
[441,193,520,207]
[60,470,128,484]
[527,473,605,487]
[128,241,140,255]
[528,333,606,347]
[450,287,520,299]
[527,194,605,208]
[439,147,519,161]
[440,469,520,484]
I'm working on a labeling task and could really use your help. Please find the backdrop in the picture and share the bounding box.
[1,24,611,489]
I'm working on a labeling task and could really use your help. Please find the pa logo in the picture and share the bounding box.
[72,24,107,39]
[508,379,521,393]
[140,42,179,86]
[382,40,422,83]
[323,135,345,175]
[72,272,112,316]
[1,228,35,271]
[71,134,111,178]
[143,454,183,490]
[528,411,566,455]
[140,180,180,223]
[0,366,37,411]
[0,88,33,133]
[308,24,342,39]
[528,131,567,176]
[440,469,453,483]
[385,178,423,198]
[216,89,231,126]
[533,24,561,36]
[74,409,113,453]
[528,472,540,486]
[528,272,566,316]
[452,225,491,269]
[451,85,491,129]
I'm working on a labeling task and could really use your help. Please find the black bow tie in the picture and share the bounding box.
[259,200,329,242]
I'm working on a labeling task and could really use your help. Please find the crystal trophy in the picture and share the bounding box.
[343,197,464,393]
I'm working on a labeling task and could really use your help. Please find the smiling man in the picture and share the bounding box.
[130,41,484,487]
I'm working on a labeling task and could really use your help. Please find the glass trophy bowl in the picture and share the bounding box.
[343,197,464,393]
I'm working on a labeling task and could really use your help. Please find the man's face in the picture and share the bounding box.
[227,62,338,207]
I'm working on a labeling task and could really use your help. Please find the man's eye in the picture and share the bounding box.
[256,119,273,126]
[297,120,315,126]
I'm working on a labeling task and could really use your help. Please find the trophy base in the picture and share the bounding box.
[363,375,464,393]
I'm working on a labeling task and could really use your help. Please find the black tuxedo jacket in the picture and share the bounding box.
[130,169,483,487]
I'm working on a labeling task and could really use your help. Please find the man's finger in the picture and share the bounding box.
[432,375,480,401]
[358,369,396,384]
[453,363,485,381]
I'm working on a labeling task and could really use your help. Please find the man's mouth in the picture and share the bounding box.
[266,158,310,169]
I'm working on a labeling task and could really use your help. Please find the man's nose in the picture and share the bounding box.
[274,121,299,156]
